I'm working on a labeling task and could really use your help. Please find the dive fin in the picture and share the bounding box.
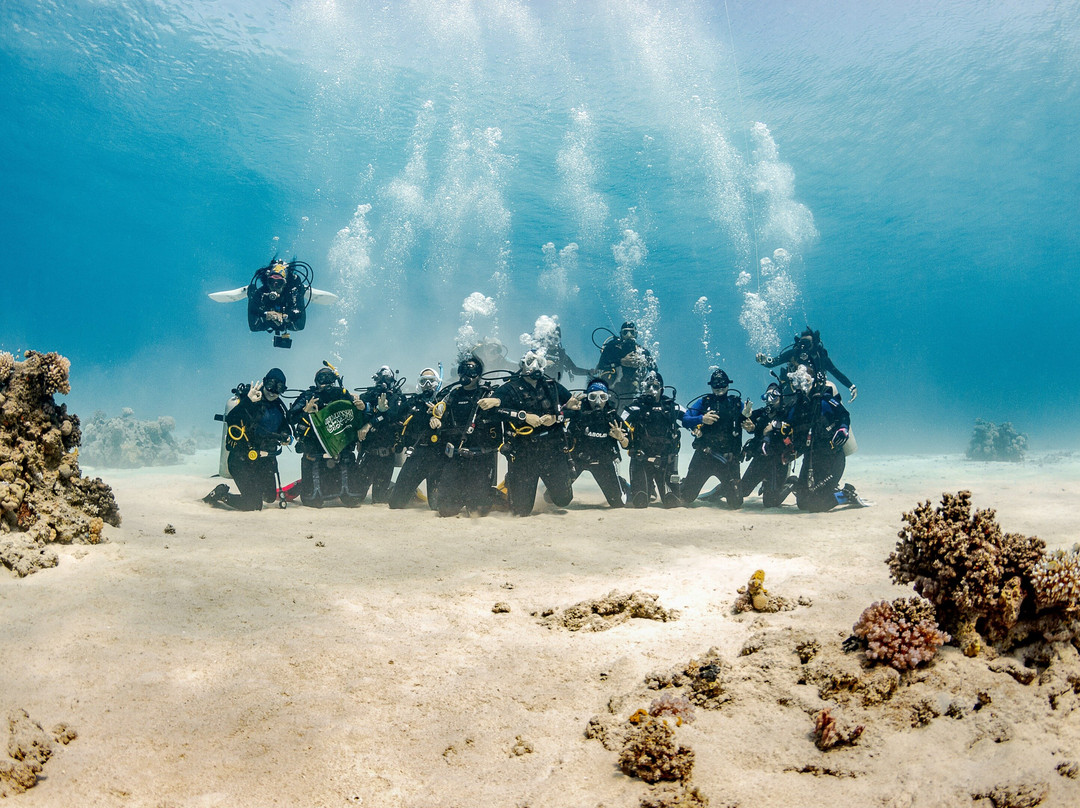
[208,287,249,303]
[309,288,339,305]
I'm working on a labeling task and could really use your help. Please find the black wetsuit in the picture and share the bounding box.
[761,339,852,394]
[355,386,407,503]
[596,337,656,403]
[247,271,307,333]
[435,383,502,517]
[680,392,746,508]
[795,389,852,512]
[740,395,797,508]
[543,342,590,381]
[288,385,363,507]
[494,374,574,516]
[221,395,291,511]
[566,403,626,507]
[622,393,684,508]
[388,392,447,510]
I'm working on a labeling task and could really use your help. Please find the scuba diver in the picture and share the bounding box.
[522,319,590,381]
[794,374,864,512]
[679,369,752,508]
[204,368,292,510]
[208,258,338,349]
[469,336,518,373]
[435,356,503,517]
[288,364,364,508]
[354,366,408,504]
[565,378,628,507]
[621,370,684,508]
[740,382,799,508]
[484,350,580,516]
[247,259,310,348]
[388,367,447,510]
[545,327,590,380]
[595,321,657,403]
[755,327,856,401]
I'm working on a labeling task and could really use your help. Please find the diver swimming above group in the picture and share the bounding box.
[208,257,339,349]
[204,322,867,517]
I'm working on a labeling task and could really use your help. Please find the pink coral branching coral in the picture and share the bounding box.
[813,708,863,751]
[853,597,950,671]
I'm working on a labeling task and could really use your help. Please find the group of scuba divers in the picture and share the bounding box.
[204,321,869,517]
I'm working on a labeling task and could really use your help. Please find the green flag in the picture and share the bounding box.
[308,399,363,460]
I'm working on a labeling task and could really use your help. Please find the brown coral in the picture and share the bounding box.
[0,350,120,576]
[618,717,694,783]
[888,491,1045,648]
[1032,545,1080,614]
[852,597,950,671]
[0,352,13,387]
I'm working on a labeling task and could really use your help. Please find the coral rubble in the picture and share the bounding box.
[0,709,74,796]
[852,597,950,671]
[645,648,730,709]
[618,716,695,784]
[639,784,710,808]
[79,408,195,468]
[0,350,120,576]
[538,590,680,631]
[966,418,1028,462]
[886,491,1080,653]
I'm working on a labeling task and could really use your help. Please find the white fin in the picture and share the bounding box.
[208,287,248,303]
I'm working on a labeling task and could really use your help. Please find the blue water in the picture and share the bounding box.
[3,0,1077,453]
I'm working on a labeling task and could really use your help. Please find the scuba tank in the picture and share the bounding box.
[216,390,244,479]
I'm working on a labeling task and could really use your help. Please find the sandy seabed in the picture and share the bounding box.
[2,450,1079,808]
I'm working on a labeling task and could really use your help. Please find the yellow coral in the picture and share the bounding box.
[748,569,766,594]
[747,570,769,610]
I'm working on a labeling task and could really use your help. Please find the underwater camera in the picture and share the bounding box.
[273,333,293,349]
